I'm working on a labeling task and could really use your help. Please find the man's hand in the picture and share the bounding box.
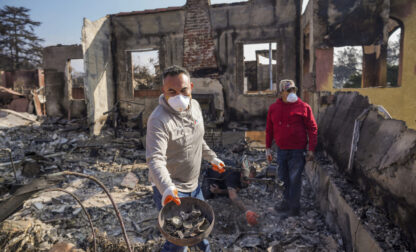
[211,158,225,173]
[162,186,181,206]
[266,148,273,163]
[245,210,259,226]
[306,151,314,162]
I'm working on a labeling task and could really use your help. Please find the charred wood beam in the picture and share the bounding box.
[0,148,17,182]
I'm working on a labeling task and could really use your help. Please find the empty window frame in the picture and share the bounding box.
[302,0,310,15]
[387,19,402,87]
[243,42,277,93]
[131,50,161,97]
[333,46,363,88]
[68,59,85,100]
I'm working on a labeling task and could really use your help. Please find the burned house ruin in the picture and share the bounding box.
[1,0,416,251]
[76,0,300,135]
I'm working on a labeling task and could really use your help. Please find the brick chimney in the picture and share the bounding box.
[183,0,218,77]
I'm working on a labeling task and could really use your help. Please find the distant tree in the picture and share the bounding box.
[133,65,154,90]
[343,73,362,88]
[0,6,43,71]
[333,46,362,88]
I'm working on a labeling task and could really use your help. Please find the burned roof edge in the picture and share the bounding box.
[114,6,184,17]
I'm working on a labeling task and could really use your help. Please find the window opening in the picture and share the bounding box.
[333,46,362,88]
[243,42,277,93]
[68,59,85,100]
[302,0,310,15]
[131,50,160,97]
[387,27,401,87]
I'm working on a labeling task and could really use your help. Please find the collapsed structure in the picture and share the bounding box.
[40,0,416,130]
[43,0,301,134]
[1,0,416,251]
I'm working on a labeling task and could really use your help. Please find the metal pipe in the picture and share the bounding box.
[347,108,370,173]
[1,148,17,182]
[59,171,133,252]
[377,105,392,119]
[43,188,97,252]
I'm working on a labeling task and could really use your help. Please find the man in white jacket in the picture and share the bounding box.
[146,65,224,252]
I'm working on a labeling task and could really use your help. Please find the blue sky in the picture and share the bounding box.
[0,0,185,46]
[0,0,309,46]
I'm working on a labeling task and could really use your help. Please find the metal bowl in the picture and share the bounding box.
[157,197,215,247]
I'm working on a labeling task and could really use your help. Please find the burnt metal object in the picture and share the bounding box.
[266,164,277,178]
[264,164,284,191]
[224,165,283,187]
[43,188,97,252]
[51,171,133,252]
[0,148,17,182]
[164,208,209,239]
[158,197,215,247]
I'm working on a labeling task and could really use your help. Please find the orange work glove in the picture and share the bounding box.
[162,186,181,206]
[211,158,225,174]
[266,149,273,163]
[245,210,259,226]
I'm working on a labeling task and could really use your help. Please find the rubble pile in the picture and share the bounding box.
[205,145,343,251]
[314,153,410,251]
[0,119,343,251]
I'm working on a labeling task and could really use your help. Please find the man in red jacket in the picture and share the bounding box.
[265,79,318,217]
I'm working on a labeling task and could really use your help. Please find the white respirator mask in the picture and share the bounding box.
[287,92,298,103]
[167,94,190,112]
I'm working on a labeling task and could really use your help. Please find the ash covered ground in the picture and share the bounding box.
[0,119,343,251]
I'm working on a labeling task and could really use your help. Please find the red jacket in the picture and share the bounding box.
[266,98,318,151]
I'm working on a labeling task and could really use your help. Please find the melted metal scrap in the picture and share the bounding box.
[164,207,210,239]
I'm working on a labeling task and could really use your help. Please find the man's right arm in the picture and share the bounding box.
[227,188,247,212]
[228,188,259,225]
[146,117,174,194]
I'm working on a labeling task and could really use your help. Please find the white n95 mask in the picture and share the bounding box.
[168,94,190,112]
[287,92,298,103]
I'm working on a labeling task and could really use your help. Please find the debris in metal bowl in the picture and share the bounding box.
[164,206,210,239]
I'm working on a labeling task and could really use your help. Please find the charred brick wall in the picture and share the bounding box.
[183,0,218,74]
